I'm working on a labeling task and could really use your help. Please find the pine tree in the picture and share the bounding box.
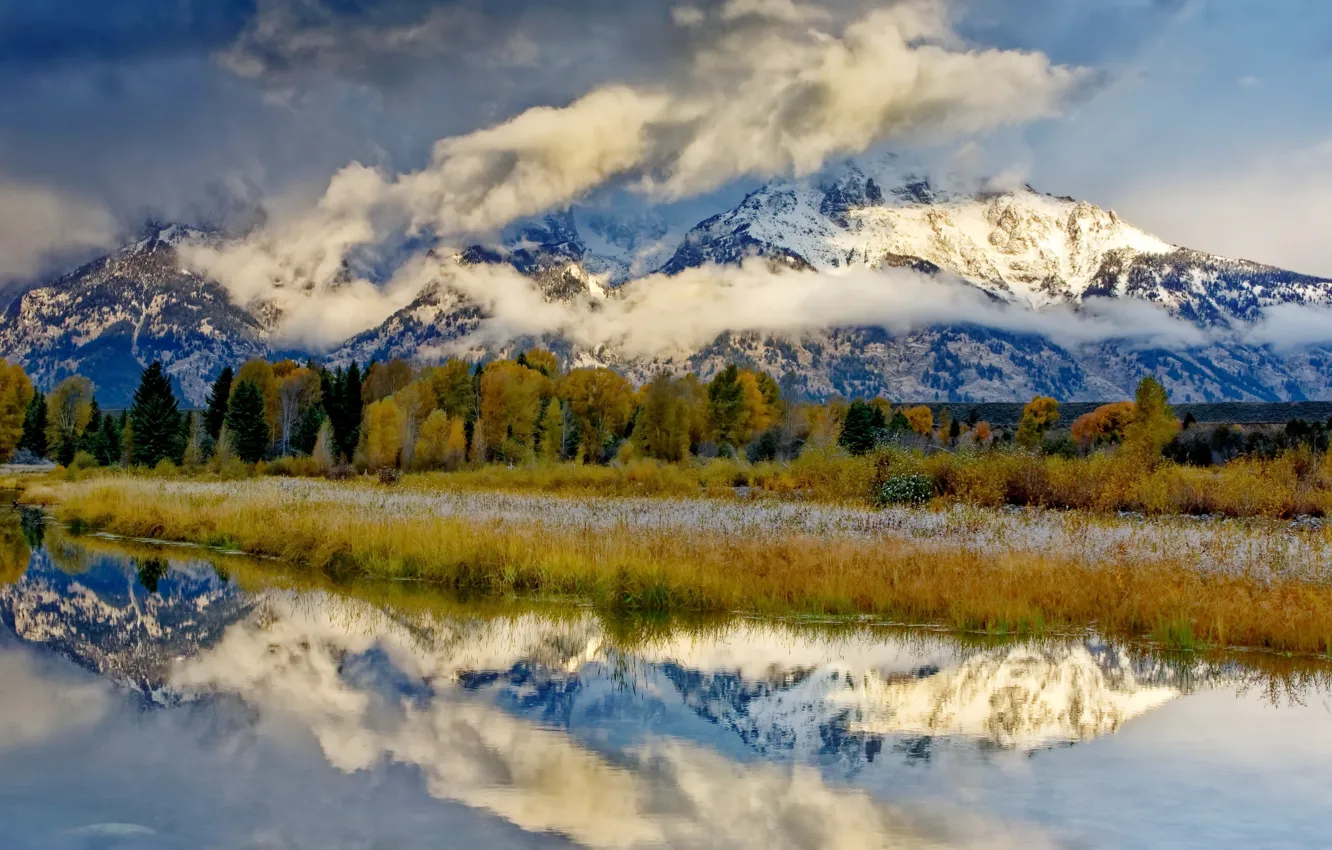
[293,404,326,455]
[19,390,48,458]
[204,366,233,440]
[129,362,184,467]
[97,412,122,466]
[839,399,885,456]
[225,381,270,463]
[339,361,363,459]
[707,365,746,449]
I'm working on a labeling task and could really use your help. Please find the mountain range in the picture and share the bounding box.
[4,160,1332,407]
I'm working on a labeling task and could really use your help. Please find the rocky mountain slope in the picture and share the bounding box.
[5,162,1332,404]
[0,224,269,405]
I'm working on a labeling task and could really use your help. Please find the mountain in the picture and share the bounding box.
[5,163,1332,404]
[0,224,269,406]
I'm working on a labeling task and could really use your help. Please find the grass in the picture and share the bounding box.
[23,475,1332,656]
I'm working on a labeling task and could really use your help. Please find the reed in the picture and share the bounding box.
[27,476,1332,655]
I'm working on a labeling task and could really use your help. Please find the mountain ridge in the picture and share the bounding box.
[4,164,1332,406]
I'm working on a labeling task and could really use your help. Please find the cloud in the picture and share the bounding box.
[1245,303,1332,351]
[186,0,1084,340]
[0,179,118,283]
[1116,139,1332,278]
[417,258,1210,361]
[171,591,1062,850]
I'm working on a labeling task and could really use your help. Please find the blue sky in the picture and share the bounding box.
[1,0,1330,282]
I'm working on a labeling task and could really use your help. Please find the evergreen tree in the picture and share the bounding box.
[97,412,122,466]
[839,399,886,456]
[337,361,363,459]
[293,404,326,455]
[129,362,184,467]
[225,381,271,463]
[19,390,48,458]
[204,366,233,440]
[80,399,107,463]
[706,365,746,448]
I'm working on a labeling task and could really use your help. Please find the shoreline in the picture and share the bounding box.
[24,475,1332,656]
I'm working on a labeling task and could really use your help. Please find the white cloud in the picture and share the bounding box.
[185,0,1084,344]
[420,258,1210,361]
[0,180,117,283]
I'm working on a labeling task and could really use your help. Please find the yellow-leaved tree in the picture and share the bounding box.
[903,405,934,438]
[635,373,695,463]
[1071,401,1136,451]
[1123,376,1179,464]
[1016,396,1060,449]
[413,410,464,471]
[0,360,34,461]
[359,399,403,470]
[480,359,549,462]
[46,375,95,464]
[557,367,634,463]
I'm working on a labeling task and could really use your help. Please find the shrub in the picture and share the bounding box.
[872,474,934,507]
[69,451,99,471]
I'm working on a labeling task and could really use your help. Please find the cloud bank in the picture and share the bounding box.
[0,180,117,283]
[184,0,1085,335]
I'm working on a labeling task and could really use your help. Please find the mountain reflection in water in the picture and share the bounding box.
[1,524,1330,850]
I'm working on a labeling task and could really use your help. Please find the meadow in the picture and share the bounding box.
[24,470,1332,656]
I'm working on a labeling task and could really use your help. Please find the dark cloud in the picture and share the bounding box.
[0,1,253,68]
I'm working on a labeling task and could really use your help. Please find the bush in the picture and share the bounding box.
[378,467,402,486]
[69,451,100,471]
[872,474,934,507]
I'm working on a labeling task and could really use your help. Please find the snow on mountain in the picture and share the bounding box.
[6,163,1332,403]
[0,223,269,406]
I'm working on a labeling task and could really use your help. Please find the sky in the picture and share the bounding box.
[2,0,1331,289]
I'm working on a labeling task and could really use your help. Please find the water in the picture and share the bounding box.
[1,512,1330,849]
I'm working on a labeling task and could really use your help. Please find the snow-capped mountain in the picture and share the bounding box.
[5,162,1332,404]
[0,223,268,405]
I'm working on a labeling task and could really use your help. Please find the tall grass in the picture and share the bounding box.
[36,440,1332,520]
[27,476,1332,655]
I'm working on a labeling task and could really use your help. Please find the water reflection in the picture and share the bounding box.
[1,524,1331,849]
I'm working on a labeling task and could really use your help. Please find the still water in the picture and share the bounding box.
[1,511,1330,849]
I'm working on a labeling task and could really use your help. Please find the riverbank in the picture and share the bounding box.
[23,475,1332,656]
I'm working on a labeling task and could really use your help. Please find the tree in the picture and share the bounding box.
[277,366,321,455]
[293,405,326,456]
[537,399,566,463]
[126,363,183,467]
[1123,376,1179,463]
[707,365,746,448]
[362,359,414,404]
[182,412,208,469]
[903,406,934,438]
[425,359,476,420]
[972,421,993,445]
[392,379,437,469]
[1016,396,1060,450]
[413,410,461,471]
[0,361,34,462]
[480,360,549,462]
[558,367,634,463]
[47,375,95,466]
[95,410,122,466]
[19,389,48,458]
[522,348,560,379]
[233,359,278,443]
[636,373,694,462]
[359,399,403,470]
[204,366,233,440]
[839,399,886,456]
[225,381,271,464]
[311,419,335,474]
[1071,401,1136,451]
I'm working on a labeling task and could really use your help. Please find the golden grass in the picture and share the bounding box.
[27,476,1332,656]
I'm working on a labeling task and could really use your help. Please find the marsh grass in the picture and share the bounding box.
[28,476,1332,656]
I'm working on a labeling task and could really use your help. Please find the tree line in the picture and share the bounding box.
[0,349,1311,473]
